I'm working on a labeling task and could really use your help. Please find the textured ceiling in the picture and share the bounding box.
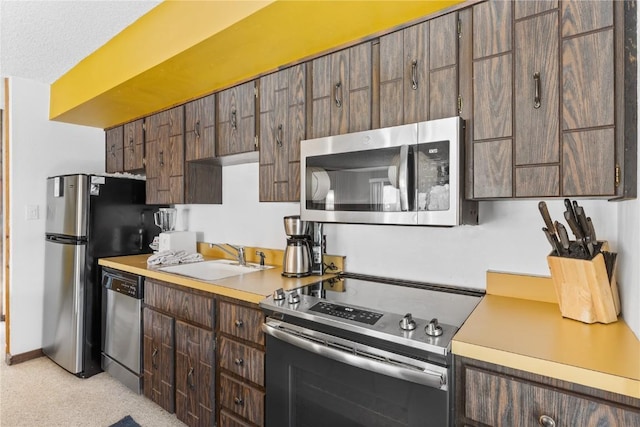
[0,0,161,84]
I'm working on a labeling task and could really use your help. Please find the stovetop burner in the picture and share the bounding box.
[260,273,484,357]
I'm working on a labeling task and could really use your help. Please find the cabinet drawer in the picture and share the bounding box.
[219,301,264,345]
[220,373,265,427]
[145,279,214,329]
[464,366,640,426]
[219,336,265,386]
[220,409,254,427]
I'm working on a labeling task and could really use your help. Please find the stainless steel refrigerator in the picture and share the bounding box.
[43,174,159,378]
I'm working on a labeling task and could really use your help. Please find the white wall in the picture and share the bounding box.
[6,77,104,355]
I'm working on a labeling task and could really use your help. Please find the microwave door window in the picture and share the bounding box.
[305,146,408,213]
[415,140,450,212]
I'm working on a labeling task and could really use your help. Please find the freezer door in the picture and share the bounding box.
[42,239,86,374]
[46,175,88,238]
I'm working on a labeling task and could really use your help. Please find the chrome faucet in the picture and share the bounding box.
[210,243,246,266]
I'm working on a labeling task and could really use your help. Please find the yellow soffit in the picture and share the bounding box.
[50,0,464,129]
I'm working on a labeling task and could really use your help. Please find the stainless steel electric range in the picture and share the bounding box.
[260,272,484,427]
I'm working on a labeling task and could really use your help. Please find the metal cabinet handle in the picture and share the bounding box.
[187,367,195,390]
[194,120,200,138]
[234,397,244,406]
[152,347,159,369]
[334,82,343,108]
[276,124,283,147]
[110,144,116,156]
[128,136,134,150]
[159,150,164,167]
[235,319,244,328]
[539,415,556,427]
[234,357,244,366]
[411,60,418,90]
[231,109,237,130]
[533,72,541,109]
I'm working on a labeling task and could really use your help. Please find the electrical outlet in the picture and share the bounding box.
[25,204,39,220]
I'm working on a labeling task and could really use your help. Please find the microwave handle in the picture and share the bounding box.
[398,144,409,211]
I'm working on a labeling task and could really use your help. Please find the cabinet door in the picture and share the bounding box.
[145,106,185,204]
[123,119,144,172]
[259,64,306,202]
[561,1,615,196]
[218,301,264,345]
[105,126,124,173]
[185,94,216,161]
[462,363,640,426]
[429,11,459,121]
[219,373,265,427]
[310,42,372,138]
[514,10,560,197]
[217,81,256,156]
[143,307,175,413]
[175,320,214,427]
[219,336,265,386]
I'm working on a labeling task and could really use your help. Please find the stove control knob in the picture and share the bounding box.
[288,291,301,305]
[425,318,443,337]
[273,288,285,301]
[399,313,417,331]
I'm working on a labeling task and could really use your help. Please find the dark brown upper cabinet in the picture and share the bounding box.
[123,119,144,173]
[185,94,216,161]
[145,106,185,204]
[379,12,459,128]
[217,81,257,157]
[258,64,306,202]
[468,0,634,200]
[105,126,124,173]
[309,42,373,139]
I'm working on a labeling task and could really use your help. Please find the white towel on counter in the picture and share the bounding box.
[147,250,204,266]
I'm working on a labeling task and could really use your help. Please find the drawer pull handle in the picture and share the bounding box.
[194,120,201,138]
[187,367,195,390]
[235,319,244,328]
[231,109,237,130]
[539,415,556,427]
[151,347,159,369]
[234,397,244,406]
[234,358,244,367]
[334,82,343,108]
[411,60,418,90]
[533,72,542,109]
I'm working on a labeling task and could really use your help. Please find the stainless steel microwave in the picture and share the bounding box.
[300,116,477,226]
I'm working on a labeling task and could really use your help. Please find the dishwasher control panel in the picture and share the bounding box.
[102,268,143,299]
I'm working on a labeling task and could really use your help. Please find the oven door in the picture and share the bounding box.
[263,319,450,427]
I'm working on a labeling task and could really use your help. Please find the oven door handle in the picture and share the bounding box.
[262,321,446,390]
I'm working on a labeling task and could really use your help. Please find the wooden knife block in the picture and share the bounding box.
[547,242,620,324]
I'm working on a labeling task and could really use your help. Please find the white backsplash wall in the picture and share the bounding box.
[184,163,620,290]
[183,163,300,253]
[327,200,619,289]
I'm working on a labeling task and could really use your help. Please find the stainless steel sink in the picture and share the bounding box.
[157,259,274,282]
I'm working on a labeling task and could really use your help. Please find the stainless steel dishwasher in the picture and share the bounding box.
[101,267,144,394]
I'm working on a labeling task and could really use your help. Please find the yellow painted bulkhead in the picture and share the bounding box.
[50,0,464,128]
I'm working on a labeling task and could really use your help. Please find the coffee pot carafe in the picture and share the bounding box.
[282,216,312,277]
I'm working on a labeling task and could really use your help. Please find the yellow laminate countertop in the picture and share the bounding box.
[452,271,640,400]
[99,254,336,305]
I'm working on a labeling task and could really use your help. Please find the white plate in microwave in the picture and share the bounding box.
[306,167,331,201]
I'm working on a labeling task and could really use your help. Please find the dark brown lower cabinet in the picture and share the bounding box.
[175,321,214,427]
[143,308,175,413]
[217,298,266,427]
[455,356,640,426]
[143,278,215,427]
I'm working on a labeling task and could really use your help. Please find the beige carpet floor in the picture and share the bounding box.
[0,323,186,427]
